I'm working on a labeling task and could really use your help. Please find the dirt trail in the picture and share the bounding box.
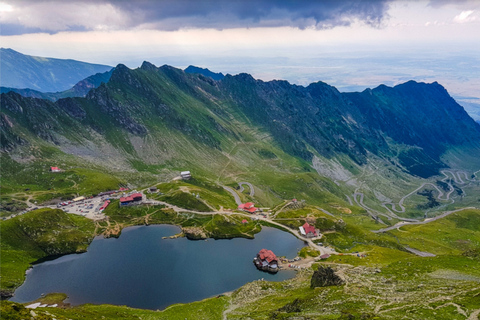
[222,296,237,320]
[467,308,480,320]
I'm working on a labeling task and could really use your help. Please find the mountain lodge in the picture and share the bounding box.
[238,202,258,213]
[299,222,317,237]
[254,249,279,273]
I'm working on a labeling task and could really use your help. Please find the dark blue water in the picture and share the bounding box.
[11,225,304,310]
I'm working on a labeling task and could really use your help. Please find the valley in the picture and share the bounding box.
[1,61,480,319]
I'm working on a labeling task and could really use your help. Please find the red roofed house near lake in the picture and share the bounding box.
[238,202,258,213]
[120,193,143,206]
[253,249,278,273]
[299,222,317,238]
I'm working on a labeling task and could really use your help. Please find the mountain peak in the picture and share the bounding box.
[140,61,157,71]
[184,65,225,81]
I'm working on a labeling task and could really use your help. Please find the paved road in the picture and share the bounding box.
[345,195,353,206]
[146,198,333,254]
[372,207,476,233]
[222,186,242,206]
[318,207,335,217]
[353,192,389,224]
[382,169,476,215]
[238,182,255,197]
[404,247,436,257]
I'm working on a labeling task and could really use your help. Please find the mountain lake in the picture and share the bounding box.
[11,225,305,310]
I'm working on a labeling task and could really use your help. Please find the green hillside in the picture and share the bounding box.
[1,62,480,319]
[2,62,479,221]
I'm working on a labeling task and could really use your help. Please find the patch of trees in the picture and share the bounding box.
[436,180,449,192]
[416,189,440,209]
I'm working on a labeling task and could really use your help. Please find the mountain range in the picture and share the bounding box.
[0,48,113,92]
[2,52,480,319]
[1,69,114,101]
[1,59,480,218]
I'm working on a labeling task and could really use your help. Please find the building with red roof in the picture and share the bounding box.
[238,202,258,213]
[254,249,278,273]
[50,166,60,172]
[99,200,111,212]
[299,222,317,238]
[120,193,143,206]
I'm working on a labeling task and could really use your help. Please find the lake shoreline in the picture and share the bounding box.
[10,224,304,310]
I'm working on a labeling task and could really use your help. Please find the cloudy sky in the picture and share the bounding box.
[1,0,479,118]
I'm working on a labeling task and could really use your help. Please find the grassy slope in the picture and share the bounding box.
[101,202,261,240]
[0,152,125,206]
[1,295,229,320]
[1,206,479,319]
[0,209,95,295]
[385,208,480,255]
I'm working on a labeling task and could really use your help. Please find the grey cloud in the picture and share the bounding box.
[0,23,46,36]
[118,0,391,29]
[1,0,392,35]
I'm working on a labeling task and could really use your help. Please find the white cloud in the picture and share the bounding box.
[0,2,13,12]
[0,2,130,32]
[453,10,476,23]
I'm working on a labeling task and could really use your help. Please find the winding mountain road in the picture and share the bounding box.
[383,170,459,214]
[222,186,242,206]
[371,207,476,233]
[238,182,255,197]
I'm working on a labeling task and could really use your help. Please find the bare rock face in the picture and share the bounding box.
[311,265,344,288]
[182,226,208,240]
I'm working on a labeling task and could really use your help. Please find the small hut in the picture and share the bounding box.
[181,171,191,180]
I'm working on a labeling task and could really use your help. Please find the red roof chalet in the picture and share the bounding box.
[120,193,143,203]
[238,202,258,213]
[254,249,279,273]
[242,219,248,224]
[302,222,317,237]
[257,249,278,264]
[50,166,60,172]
